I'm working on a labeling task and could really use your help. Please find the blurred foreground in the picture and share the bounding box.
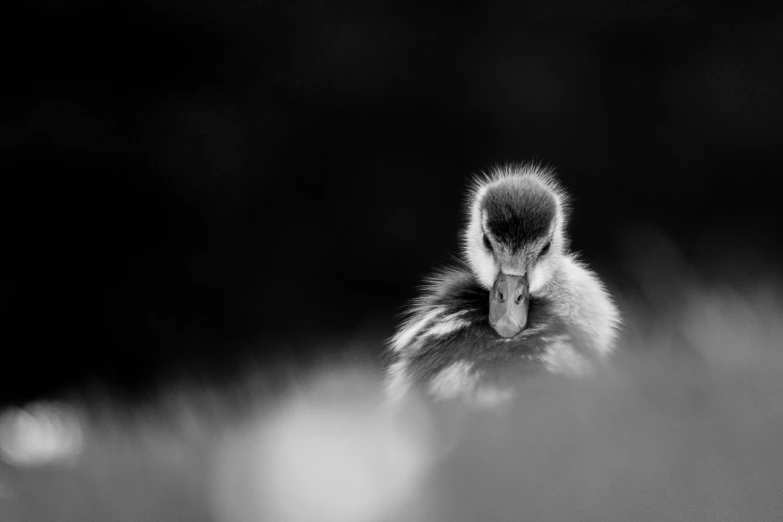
[2,235,783,522]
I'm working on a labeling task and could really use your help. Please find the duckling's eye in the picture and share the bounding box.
[482,234,493,252]
[540,241,551,257]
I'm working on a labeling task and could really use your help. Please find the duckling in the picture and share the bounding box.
[385,163,620,403]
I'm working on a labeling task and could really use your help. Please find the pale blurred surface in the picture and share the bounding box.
[3,232,783,521]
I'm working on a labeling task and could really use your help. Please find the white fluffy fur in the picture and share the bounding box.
[384,359,411,403]
[422,312,471,338]
[528,253,555,295]
[390,307,443,353]
[428,361,478,400]
[542,336,593,376]
[465,205,497,289]
[555,256,621,356]
[391,309,473,355]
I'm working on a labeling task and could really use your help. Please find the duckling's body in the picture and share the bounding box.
[386,164,619,403]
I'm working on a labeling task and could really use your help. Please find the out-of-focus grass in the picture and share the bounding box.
[3,234,783,522]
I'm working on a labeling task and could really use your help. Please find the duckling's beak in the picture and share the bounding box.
[489,273,529,338]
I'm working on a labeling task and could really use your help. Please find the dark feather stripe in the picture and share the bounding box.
[482,177,556,250]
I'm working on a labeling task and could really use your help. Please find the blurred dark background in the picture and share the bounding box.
[2,0,782,404]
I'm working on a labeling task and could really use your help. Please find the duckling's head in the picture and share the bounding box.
[463,164,569,338]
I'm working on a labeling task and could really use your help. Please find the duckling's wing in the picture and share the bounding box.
[385,265,483,400]
[388,265,478,355]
